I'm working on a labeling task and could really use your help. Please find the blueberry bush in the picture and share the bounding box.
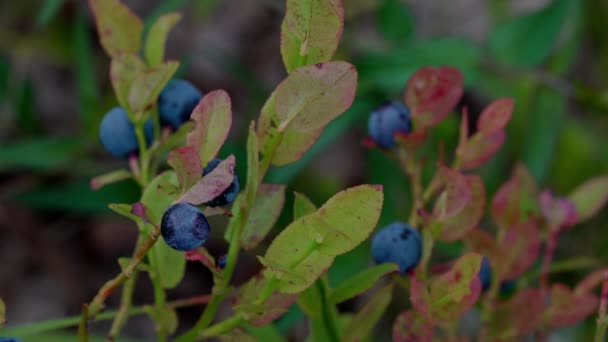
[2,0,608,341]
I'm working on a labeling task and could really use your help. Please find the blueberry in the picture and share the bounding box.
[479,257,492,292]
[0,338,23,342]
[158,79,203,130]
[217,255,227,269]
[371,222,422,274]
[161,203,210,252]
[202,158,240,207]
[99,107,154,159]
[367,101,412,149]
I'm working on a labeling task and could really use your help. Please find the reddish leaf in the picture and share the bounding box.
[490,288,545,339]
[186,90,233,166]
[539,190,578,231]
[167,146,202,192]
[439,175,486,242]
[178,155,235,205]
[409,274,433,323]
[546,283,599,328]
[465,229,498,259]
[491,163,539,228]
[575,268,608,295]
[392,310,434,342]
[233,275,297,326]
[434,165,472,219]
[568,175,608,224]
[404,66,464,130]
[499,220,541,279]
[457,130,505,171]
[477,98,514,134]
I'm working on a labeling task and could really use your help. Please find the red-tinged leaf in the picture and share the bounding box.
[404,66,464,130]
[439,175,485,242]
[477,98,514,134]
[130,202,153,225]
[546,283,599,328]
[465,229,498,258]
[539,190,578,231]
[434,165,472,219]
[490,288,545,339]
[167,146,202,192]
[440,253,483,302]
[498,221,541,279]
[186,90,233,166]
[575,268,608,295]
[128,61,179,115]
[110,54,146,113]
[233,275,297,326]
[457,130,505,171]
[275,61,357,132]
[281,0,344,73]
[568,175,608,224]
[88,0,143,58]
[240,184,286,250]
[491,163,540,228]
[409,275,433,323]
[393,130,428,149]
[178,155,235,205]
[184,247,218,271]
[392,310,434,342]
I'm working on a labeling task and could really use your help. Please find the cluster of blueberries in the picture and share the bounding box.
[98,79,240,253]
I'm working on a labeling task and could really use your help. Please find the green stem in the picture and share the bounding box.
[258,131,284,182]
[150,262,168,342]
[134,121,150,185]
[108,271,138,340]
[200,316,246,338]
[78,305,88,342]
[319,276,340,342]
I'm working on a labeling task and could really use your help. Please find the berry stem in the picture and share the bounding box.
[134,121,150,184]
[396,147,422,226]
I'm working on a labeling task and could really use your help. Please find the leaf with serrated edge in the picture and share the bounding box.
[144,13,181,67]
[435,165,472,219]
[342,284,393,342]
[328,263,398,304]
[241,184,286,250]
[110,54,146,113]
[294,191,317,219]
[404,66,463,130]
[88,0,143,57]
[275,61,357,132]
[186,90,233,166]
[569,175,608,224]
[167,146,202,192]
[178,155,235,205]
[477,98,514,134]
[439,175,485,242]
[280,0,344,73]
[128,61,179,115]
[141,171,185,288]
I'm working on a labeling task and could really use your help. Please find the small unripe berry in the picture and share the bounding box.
[371,222,422,273]
[161,203,210,251]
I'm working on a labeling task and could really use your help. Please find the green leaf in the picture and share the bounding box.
[487,0,572,66]
[569,175,608,224]
[141,171,185,288]
[144,13,182,67]
[275,61,357,132]
[88,0,144,58]
[341,284,393,341]
[314,185,384,256]
[262,247,334,294]
[167,146,202,192]
[328,263,398,304]
[377,0,413,43]
[297,283,323,317]
[280,0,344,73]
[0,138,82,171]
[108,203,140,222]
[110,54,147,114]
[245,324,286,342]
[234,276,297,326]
[145,306,178,335]
[293,192,317,219]
[245,122,260,207]
[178,155,236,205]
[128,61,179,117]
[161,121,195,151]
[241,184,286,250]
[186,89,233,166]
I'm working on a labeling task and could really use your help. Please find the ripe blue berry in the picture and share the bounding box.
[371,222,422,273]
[158,79,203,130]
[99,107,154,159]
[367,101,412,148]
[202,158,240,207]
[479,257,492,292]
[217,255,227,269]
[161,203,210,252]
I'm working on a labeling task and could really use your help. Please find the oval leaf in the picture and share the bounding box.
[439,175,485,242]
[294,191,317,219]
[477,98,514,134]
[546,283,599,328]
[275,61,357,132]
[167,146,202,192]
[241,184,286,250]
[568,175,608,224]
[280,0,344,73]
[434,165,472,219]
[128,61,179,115]
[178,155,235,205]
[234,276,297,326]
[88,0,143,57]
[328,263,398,304]
[110,54,146,114]
[457,130,506,171]
[144,13,181,67]
[499,221,540,280]
[186,90,233,166]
